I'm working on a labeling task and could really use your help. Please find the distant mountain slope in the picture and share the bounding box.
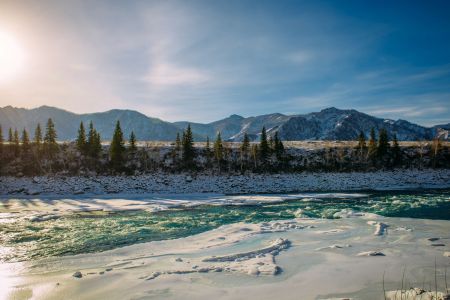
[0,106,180,141]
[0,105,447,141]
[277,107,435,141]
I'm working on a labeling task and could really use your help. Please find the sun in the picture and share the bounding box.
[0,31,26,83]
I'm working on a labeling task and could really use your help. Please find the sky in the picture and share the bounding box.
[0,0,449,126]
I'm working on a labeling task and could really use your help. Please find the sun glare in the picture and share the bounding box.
[0,31,26,83]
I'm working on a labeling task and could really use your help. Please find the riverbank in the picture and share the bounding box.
[1,169,450,198]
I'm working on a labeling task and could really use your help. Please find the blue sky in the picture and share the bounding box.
[0,0,449,126]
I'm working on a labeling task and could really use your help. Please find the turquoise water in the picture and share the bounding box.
[0,189,449,262]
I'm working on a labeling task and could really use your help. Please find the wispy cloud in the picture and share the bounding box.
[144,63,212,87]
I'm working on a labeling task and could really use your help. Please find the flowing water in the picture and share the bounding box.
[0,189,449,262]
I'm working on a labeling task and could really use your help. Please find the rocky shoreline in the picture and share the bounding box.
[1,169,449,198]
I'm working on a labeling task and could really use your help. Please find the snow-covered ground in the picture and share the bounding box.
[1,169,450,198]
[2,214,449,300]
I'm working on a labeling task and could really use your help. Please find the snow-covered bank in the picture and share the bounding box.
[3,215,450,300]
[1,169,450,198]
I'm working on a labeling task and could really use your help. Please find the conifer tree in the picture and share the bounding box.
[43,118,58,157]
[86,121,102,159]
[129,131,137,152]
[34,124,42,146]
[377,128,389,157]
[76,121,87,154]
[241,133,250,161]
[268,135,274,152]
[259,126,269,163]
[214,132,224,171]
[22,128,30,152]
[182,124,195,168]
[87,121,95,153]
[273,132,285,159]
[110,120,125,170]
[392,133,401,162]
[368,127,377,161]
[91,131,102,159]
[357,131,366,152]
[13,128,20,157]
[8,128,13,144]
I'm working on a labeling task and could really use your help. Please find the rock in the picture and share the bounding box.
[428,237,440,241]
[431,243,445,247]
[197,268,209,273]
[175,257,183,262]
[105,268,112,272]
[74,190,84,195]
[72,271,82,278]
[26,189,41,195]
[185,176,193,182]
[357,251,385,257]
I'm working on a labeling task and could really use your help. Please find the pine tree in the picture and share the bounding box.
[241,133,250,160]
[8,128,13,144]
[91,131,102,159]
[368,127,377,161]
[268,135,274,152]
[392,133,401,162]
[76,121,87,154]
[34,124,42,146]
[87,121,96,154]
[43,118,58,157]
[85,121,101,159]
[357,131,366,151]
[110,120,125,171]
[13,128,20,157]
[182,124,195,168]
[377,128,389,157]
[22,128,30,152]
[129,131,137,152]
[214,132,224,171]
[259,126,269,163]
[273,132,285,159]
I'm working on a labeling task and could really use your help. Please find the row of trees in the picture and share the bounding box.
[356,128,401,161]
[0,119,58,159]
[0,120,447,175]
[169,125,286,171]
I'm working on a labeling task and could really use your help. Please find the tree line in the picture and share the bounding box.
[0,120,447,176]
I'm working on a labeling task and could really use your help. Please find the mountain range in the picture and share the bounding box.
[0,105,448,142]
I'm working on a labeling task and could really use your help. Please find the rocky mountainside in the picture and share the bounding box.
[0,105,447,141]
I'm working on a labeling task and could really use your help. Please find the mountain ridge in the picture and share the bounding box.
[0,105,448,141]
